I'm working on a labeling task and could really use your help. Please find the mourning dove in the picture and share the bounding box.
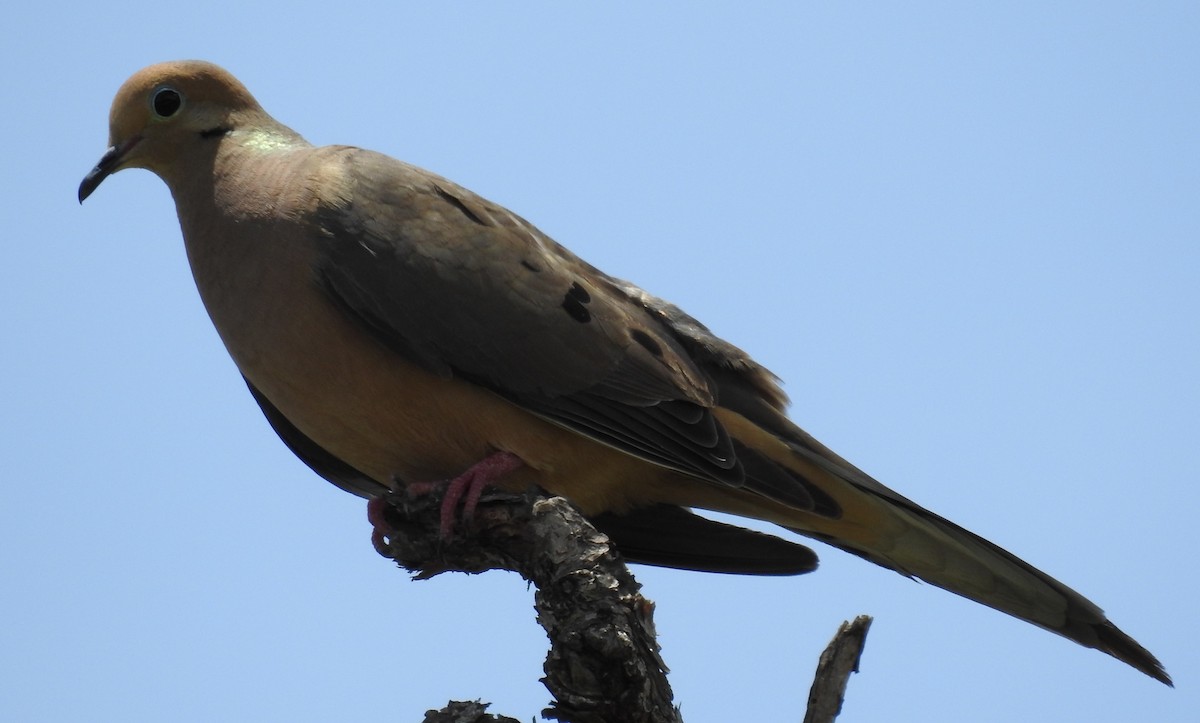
[80,60,1169,685]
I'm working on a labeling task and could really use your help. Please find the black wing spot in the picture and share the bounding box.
[434,185,488,226]
[562,281,592,323]
[630,329,664,357]
[521,259,542,272]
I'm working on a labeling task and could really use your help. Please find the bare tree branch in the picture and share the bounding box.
[420,700,521,723]
[803,615,873,723]
[372,487,681,723]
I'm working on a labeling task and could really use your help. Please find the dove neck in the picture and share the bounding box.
[169,122,313,223]
[171,126,324,353]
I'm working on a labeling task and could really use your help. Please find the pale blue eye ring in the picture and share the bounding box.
[152,87,182,118]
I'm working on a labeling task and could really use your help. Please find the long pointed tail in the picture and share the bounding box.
[705,408,1171,685]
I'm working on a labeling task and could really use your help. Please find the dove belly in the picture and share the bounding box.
[189,240,664,512]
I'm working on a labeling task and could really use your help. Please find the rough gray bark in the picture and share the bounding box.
[373,488,681,723]
[803,616,873,723]
[419,700,520,723]
[372,487,869,723]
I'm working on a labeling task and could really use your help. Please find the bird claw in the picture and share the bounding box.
[368,451,525,547]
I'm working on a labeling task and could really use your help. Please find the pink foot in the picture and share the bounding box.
[368,451,526,548]
[367,496,393,554]
[438,451,525,536]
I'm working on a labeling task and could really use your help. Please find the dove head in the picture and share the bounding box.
[79,61,269,202]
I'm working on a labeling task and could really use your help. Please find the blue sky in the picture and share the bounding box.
[3,3,1196,721]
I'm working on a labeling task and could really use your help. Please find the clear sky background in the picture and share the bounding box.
[3,3,1196,721]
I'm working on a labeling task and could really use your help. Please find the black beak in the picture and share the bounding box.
[78,137,139,203]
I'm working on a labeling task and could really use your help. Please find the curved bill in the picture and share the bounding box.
[79,137,140,203]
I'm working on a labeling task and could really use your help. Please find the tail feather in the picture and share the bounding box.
[592,504,818,575]
[708,408,1171,685]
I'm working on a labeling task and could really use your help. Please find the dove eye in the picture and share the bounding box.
[152,87,183,118]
